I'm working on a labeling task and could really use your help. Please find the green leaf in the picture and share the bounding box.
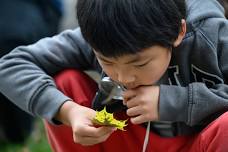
[92,107,128,131]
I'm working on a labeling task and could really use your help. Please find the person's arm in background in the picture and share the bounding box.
[0,28,99,123]
[0,28,115,145]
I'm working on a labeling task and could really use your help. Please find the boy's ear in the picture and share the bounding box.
[173,19,186,47]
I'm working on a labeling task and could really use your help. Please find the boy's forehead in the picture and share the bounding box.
[94,50,142,62]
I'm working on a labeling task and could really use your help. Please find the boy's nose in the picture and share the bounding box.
[117,72,136,85]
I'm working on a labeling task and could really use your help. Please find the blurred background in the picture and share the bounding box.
[0,0,78,152]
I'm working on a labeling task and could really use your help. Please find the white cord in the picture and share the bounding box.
[142,121,151,152]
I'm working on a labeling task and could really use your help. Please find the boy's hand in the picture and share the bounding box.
[123,86,160,124]
[56,101,116,146]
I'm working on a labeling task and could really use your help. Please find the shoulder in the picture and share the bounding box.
[184,17,228,50]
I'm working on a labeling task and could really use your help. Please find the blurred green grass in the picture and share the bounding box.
[0,119,52,152]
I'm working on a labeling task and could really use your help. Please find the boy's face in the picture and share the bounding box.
[95,45,171,89]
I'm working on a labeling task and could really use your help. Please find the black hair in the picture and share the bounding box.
[77,0,186,58]
[218,0,228,18]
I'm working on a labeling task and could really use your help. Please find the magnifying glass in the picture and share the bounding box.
[92,76,127,112]
[99,77,126,104]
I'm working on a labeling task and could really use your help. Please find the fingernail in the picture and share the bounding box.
[112,128,117,131]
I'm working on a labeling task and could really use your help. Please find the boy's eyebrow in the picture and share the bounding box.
[97,55,112,63]
[124,57,141,64]
[97,54,141,64]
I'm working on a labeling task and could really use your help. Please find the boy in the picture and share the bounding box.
[0,0,228,151]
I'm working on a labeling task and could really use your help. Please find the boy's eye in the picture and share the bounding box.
[134,62,148,67]
[102,62,113,66]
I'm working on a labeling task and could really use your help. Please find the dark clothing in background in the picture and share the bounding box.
[0,0,62,143]
[0,0,62,56]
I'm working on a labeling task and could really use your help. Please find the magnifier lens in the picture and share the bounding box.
[99,77,124,100]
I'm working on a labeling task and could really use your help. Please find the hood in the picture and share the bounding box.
[186,0,225,23]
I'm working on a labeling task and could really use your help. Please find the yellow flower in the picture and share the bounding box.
[93,107,128,131]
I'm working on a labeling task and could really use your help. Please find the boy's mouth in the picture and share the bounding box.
[123,84,141,90]
[124,83,156,90]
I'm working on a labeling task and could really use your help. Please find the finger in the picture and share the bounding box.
[122,89,136,100]
[125,97,140,108]
[76,125,115,137]
[74,130,113,146]
[126,106,143,117]
[130,115,147,125]
[122,100,127,105]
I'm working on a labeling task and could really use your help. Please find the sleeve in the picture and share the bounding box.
[0,28,99,123]
[159,83,228,126]
[158,19,228,126]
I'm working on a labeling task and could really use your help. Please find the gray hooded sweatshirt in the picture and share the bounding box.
[0,0,228,134]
